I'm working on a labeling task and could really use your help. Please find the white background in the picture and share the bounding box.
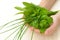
[0,0,60,40]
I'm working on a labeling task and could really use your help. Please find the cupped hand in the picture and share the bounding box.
[30,11,60,35]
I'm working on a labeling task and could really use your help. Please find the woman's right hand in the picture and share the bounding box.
[30,11,60,35]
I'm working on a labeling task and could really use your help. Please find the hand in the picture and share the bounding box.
[45,11,60,35]
[30,11,60,35]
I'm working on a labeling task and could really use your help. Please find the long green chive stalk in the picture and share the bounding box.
[0,2,58,40]
[5,26,20,40]
[31,30,34,40]
[0,18,24,30]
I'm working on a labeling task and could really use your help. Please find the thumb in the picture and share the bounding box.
[45,15,59,35]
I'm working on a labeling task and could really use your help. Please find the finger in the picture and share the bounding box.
[29,27,40,33]
[45,22,57,35]
[29,27,34,31]
[34,29,40,33]
[45,16,58,35]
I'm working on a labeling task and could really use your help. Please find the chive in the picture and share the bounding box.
[5,26,19,40]
[0,18,23,30]
[0,23,24,34]
[13,24,24,40]
[31,30,34,40]
[17,24,25,40]
[20,27,28,40]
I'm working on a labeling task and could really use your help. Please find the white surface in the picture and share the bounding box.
[0,0,60,40]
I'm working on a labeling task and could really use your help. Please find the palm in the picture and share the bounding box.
[30,12,60,35]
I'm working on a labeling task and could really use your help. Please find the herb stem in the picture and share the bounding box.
[31,30,34,40]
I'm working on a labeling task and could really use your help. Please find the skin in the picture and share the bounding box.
[30,0,60,35]
[40,0,57,10]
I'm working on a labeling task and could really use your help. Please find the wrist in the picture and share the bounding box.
[40,0,57,10]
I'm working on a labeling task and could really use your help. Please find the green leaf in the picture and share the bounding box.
[16,12,24,15]
[15,6,24,11]
[48,11,58,16]
[40,28,46,33]
[23,2,32,7]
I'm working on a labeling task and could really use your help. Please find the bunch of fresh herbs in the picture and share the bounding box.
[15,2,57,33]
[0,2,58,40]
